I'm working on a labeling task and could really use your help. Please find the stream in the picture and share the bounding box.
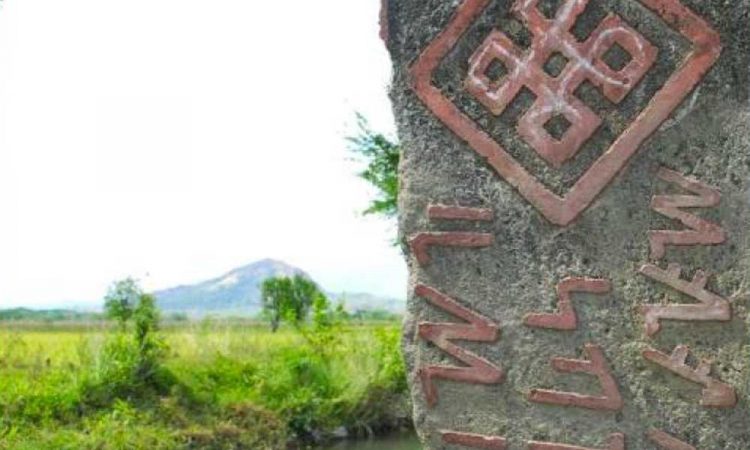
[324,431,421,450]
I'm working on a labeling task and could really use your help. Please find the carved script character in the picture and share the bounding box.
[647,429,696,450]
[528,433,625,450]
[416,284,504,407]
[525,277,611,330]
[639,263,731,337]
[529,344,622,411]
[409,232,493,266]
[441,430,508,449]
[642,345,737,408]
[649,167,726,260]
[428,205,494,221]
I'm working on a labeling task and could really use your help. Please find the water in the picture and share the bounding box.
[324,432,422,450]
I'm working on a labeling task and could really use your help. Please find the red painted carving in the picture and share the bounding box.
[525,277,611,330]
[639,263,731,337]
[647,429,696,450]
[428,204,495,221]
[441,430,508,449]
[528,433,625,450]
[410,0,721,225]
[379,0,389,44]
[642,345,737,408]
[529,344,623,411]
[466,3,656,167]
[409,232,493,266]
[416,284,504,407]
[649,167,726,260]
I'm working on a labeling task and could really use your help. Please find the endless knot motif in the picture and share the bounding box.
[410,0,721,226]
[466,0,657,167]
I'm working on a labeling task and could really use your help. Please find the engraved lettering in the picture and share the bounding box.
[642,345,737,408]
[409,232,494,266]
[428,204,495,221]
[639,263,731,337]
[416,284,504,407]
[525,277,611,330]
[529,344,623,411]
[442,430,509,449]
[649,167,726,260]
[528,433,625,450]
[647,429,696,450]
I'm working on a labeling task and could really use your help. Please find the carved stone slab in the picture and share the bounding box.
[385,0,749,447]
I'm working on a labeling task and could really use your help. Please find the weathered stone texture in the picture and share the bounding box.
[385,0,750,448]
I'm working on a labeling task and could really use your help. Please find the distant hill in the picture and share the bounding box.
[154,259,404,316]
[155,259,306,315]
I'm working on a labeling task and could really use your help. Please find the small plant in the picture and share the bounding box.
[132,293,167,385]
[299,293,348,359]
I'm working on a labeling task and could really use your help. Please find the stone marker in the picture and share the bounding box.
[382,0,749,448]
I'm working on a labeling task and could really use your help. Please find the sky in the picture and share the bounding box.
[0,0,407,308]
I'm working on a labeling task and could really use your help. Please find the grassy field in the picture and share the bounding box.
[0,320,409,449]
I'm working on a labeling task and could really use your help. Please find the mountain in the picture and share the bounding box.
[155,259,307,315]
[154,259,404,316]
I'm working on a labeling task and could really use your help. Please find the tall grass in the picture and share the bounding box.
[0,320,408,449]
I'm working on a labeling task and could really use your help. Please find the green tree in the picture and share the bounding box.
[348,114,400,219]
[103,278,142,328]
[260,275,322,332]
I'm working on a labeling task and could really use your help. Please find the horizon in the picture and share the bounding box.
[0,0,407,308]
[2,257,406,312]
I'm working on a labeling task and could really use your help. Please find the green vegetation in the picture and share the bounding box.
[0,309,101,323]
[348,309,401,323]
[103,278,143,327]
[348,114,401,219]
[0,279,408,449]
[0,114,410,448]
[261,275,325,332]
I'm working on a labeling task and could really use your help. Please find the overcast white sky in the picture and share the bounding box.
[0,0,406,308]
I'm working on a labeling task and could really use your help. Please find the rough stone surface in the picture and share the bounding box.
[384,0,750,448]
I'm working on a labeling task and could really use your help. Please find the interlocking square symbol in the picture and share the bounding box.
[410,0,721,226]
[466,1,657,167]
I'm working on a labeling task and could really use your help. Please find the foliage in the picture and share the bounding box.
[348,114,401,218]
[0,319,408,449]
[260,275,324,332]
[103,278,142,328]
[298,294,349,359]
[0,277,407,448]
